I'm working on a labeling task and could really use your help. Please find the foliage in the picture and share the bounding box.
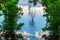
[33,0,38,6]
[42,0,60,34]
[0,0,24,34]
[29,0,38,6]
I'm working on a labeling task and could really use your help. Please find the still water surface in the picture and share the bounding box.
[0,9,46,40]
[18,11,46,40]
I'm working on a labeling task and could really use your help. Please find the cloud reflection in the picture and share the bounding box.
[18,6,46,14]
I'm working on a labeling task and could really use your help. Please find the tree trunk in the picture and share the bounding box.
[4,33,9,40]
[58,35,60,40]
[11,34,16,40]
[46,35,59,40]
[5,37,8,40]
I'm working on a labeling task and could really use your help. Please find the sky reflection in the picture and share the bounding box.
[0,0,46,40]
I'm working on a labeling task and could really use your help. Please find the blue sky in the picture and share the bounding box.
[18,0,28,6]
[1,0,47,39]
[18,0,42,7]
[0,1,46,39]
[17,0,46,33]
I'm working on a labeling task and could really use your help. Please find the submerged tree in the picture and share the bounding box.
[42,0,60,40]
[0,0,24,40]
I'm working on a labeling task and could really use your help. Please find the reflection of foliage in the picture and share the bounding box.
[29,0,38,6]
[29,17,35,26]
[28,0,37,33]
[29,12,35,26]
[0,0,24,40]
[29,0,37,27]
[42,0,60,36]
[33,0,38,6]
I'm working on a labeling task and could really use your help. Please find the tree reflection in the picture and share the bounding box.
[28,0,36,33]
[29,12,35,27]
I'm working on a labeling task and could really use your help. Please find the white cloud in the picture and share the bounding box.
[15,31,33,36]
[18,6,45,14]
[22,31,33,36]
[34,32,42,38]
